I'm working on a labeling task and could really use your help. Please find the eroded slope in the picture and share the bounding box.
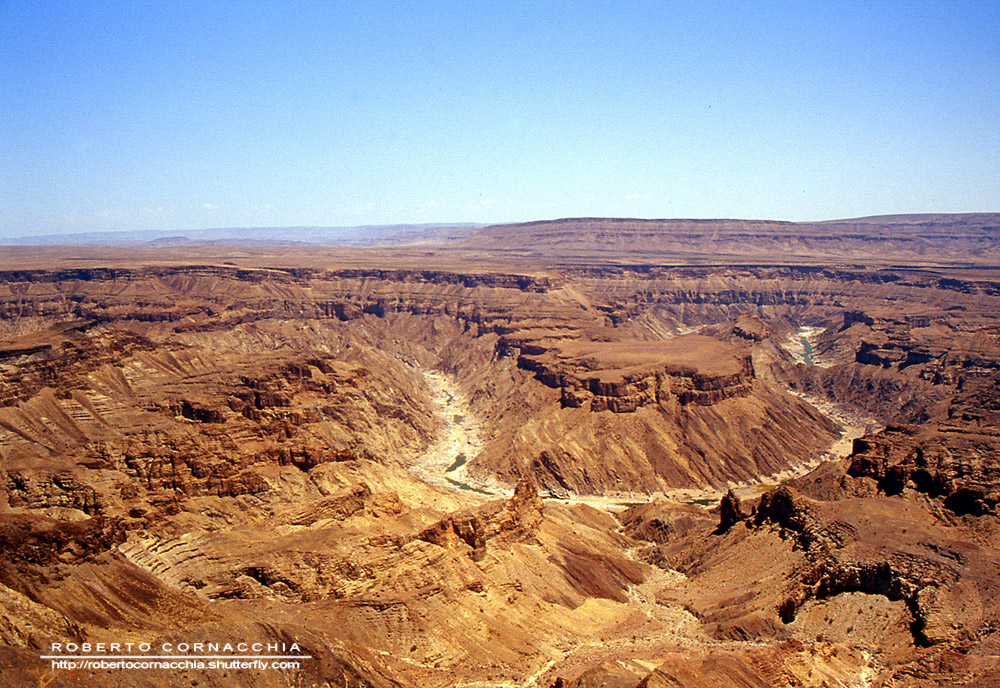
[0,255,998,687]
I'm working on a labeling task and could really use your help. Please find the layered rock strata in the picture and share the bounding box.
[504,333,753,412]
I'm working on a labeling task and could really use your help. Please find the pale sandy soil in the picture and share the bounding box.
[408,369,505,497]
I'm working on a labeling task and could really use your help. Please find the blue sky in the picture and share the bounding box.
[2,1,998,237]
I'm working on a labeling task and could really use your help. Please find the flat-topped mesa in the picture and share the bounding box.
[504,333,754,412]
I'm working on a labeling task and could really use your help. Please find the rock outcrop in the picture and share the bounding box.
[717,489,746,533]
[505,333,754,412]
[847,423,1000,516]
[418,477,543,560]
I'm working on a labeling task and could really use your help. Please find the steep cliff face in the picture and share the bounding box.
[505,333,754,412]
[757,304,1000,429]
[487,380,838,495]
[0,265,570,339]
[847,423,1000,517]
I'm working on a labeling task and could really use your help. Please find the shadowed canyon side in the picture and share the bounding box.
[0,217,999,687]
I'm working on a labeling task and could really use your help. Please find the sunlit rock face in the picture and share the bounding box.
[1,224,999,687]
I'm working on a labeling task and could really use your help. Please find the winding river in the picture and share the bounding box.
[410,365,880,509]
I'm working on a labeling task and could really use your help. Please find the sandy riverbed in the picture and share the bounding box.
[409,368,883,511]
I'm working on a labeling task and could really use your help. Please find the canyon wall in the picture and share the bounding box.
[1,251,999,687]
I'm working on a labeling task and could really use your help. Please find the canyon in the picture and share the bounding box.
[0,214,999,687]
